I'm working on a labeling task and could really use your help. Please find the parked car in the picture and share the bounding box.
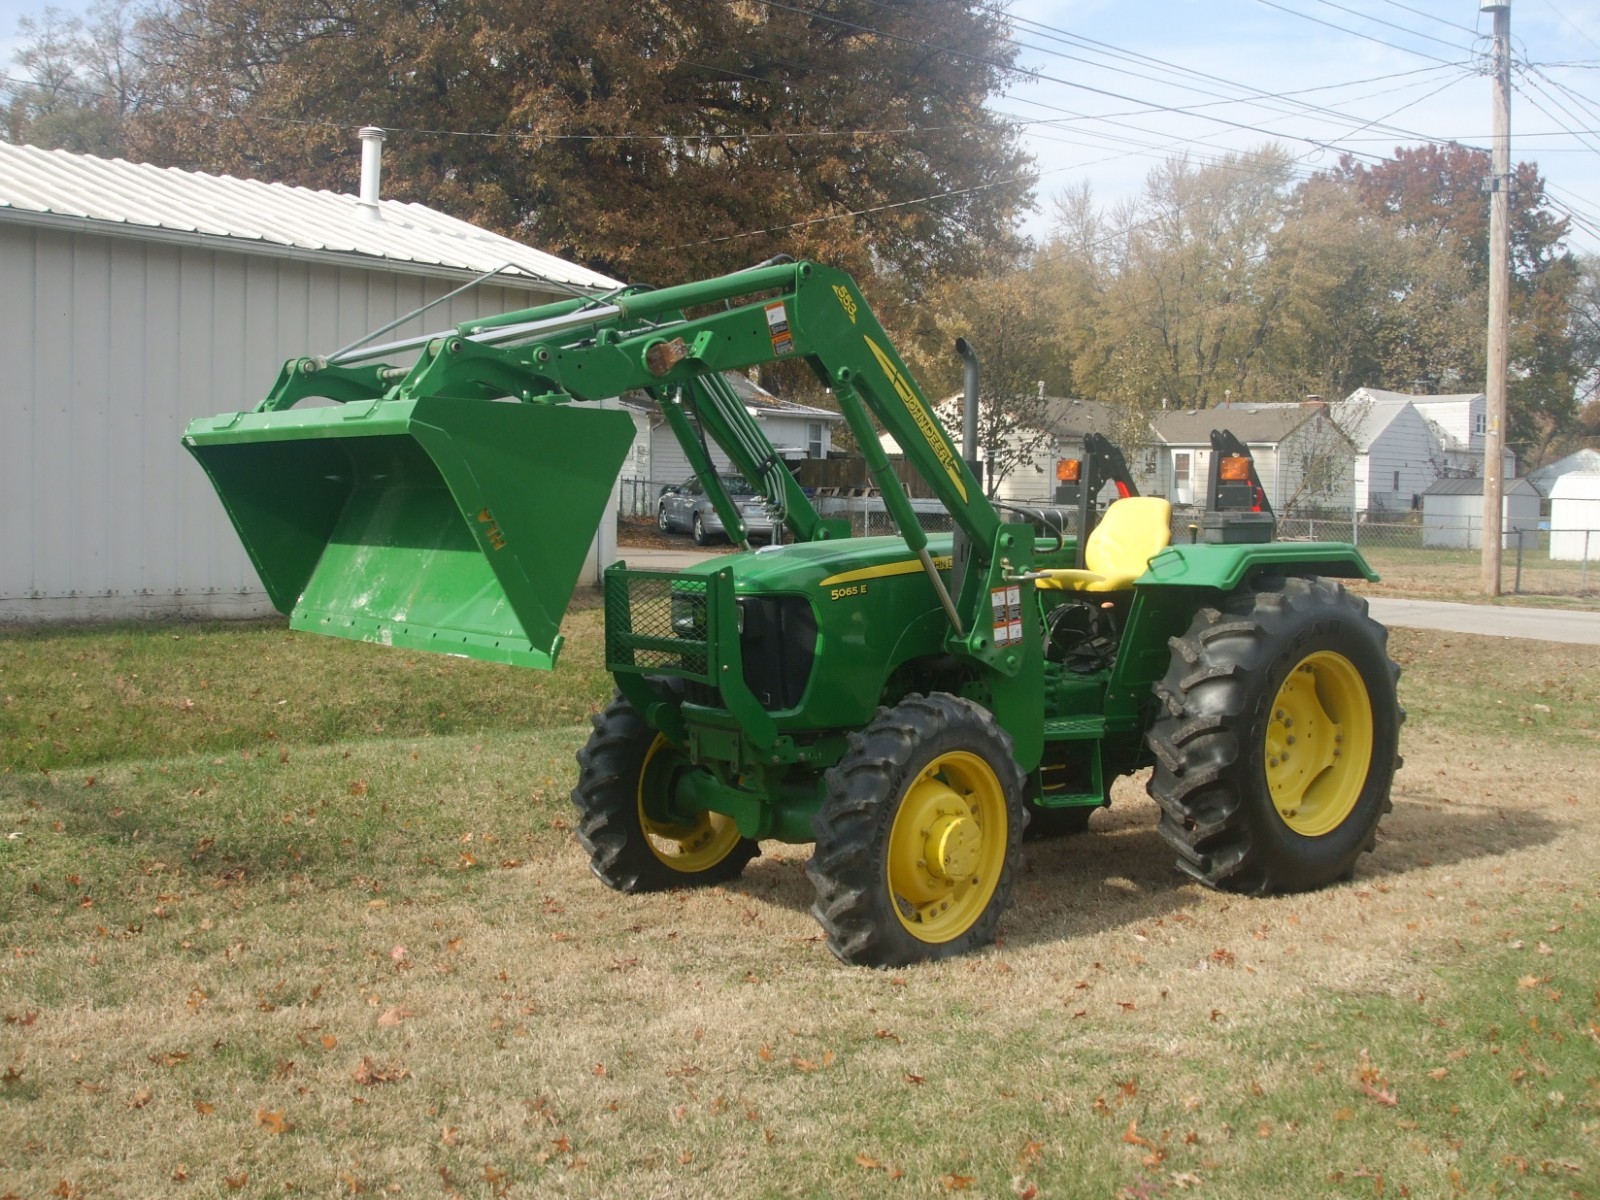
[657,474,779,545]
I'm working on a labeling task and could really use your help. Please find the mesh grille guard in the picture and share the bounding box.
[604,566,721,684]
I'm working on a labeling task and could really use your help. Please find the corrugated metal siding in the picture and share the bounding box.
[0,222,594,621]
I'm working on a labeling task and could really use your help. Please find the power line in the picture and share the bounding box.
[1304,0,1478,53]
[1251,0,1469,66]
[1373,0,1479,37]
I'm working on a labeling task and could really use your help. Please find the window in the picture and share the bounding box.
[1393,470,1401,491]
[807,421,824,458]
[1474,413,1487,436]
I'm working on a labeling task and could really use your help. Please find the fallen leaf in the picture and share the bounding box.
[906,1072,926,1085]
[856,1152,883,1170]
[376,1006,413,1027]
[352,1057,408,1086]
[1518,975,1541,990]
[224,1173,248,1190]
[1428,1067,1450,1081]
[129,1089,153,1109]
[255,1108,290,1135]
[149,1051,189,1067]
[942,1174,975,1191]
[194,1099,215,1115]
[1359,1080,1399,1107]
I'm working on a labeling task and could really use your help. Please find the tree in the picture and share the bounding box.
[82,0,1035,288]
[904,260,1075,497]
[1047,146,1299,410]
[3,0,145,154]
[1325,145,1581,463]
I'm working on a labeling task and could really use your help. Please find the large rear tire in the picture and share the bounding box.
[573,693,759,892]
[1147,577,1402,894]
[807,694,1025,967]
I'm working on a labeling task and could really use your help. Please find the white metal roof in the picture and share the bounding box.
[0,140,620,290]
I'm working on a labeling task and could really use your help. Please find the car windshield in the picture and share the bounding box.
[719,475,757,497]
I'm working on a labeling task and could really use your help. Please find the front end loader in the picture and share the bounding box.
[185,259,1402,967]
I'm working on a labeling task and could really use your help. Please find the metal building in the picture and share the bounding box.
[0,139,620,622]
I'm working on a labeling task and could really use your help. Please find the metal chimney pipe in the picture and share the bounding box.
[358,126,385,219]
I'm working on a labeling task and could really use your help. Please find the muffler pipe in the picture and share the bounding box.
[954,338,981,578]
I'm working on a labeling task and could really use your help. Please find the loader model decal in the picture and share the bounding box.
[832,284,859,324]
[475,507,507,551]
[862,335,968,503]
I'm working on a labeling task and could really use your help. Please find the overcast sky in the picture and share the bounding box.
[3,0,1597,254]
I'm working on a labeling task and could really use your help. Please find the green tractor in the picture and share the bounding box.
[185,259,1402,968]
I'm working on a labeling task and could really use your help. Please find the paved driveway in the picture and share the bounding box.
[1365,596,1600,646]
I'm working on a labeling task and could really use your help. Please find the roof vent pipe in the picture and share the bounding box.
[358,126,385,219]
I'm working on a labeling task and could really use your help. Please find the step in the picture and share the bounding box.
[1042,715,1106,741]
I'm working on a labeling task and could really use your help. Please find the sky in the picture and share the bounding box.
[3,0,1598,255]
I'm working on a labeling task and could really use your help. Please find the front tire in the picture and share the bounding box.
[1147,577,1403,894]
[573,694,759,892]
[692,514,711,546]
[657,504,672,532]
[807,694,1025,967]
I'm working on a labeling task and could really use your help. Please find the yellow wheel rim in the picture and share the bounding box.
[886,750,1008,943]
[637,735,744,873]
[1265,650,1375,837]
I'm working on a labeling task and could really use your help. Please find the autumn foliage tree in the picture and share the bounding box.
[5,0,1035,289]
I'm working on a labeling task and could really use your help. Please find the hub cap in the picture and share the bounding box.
[886,751,1008,942]
[1265,651,1375,837]
[637,735,744,873]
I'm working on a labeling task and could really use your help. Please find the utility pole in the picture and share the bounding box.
[1481,0,1511,596]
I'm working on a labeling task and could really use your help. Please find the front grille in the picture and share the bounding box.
[605,569,714,681]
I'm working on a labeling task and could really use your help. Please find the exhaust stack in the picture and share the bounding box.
[358,126,385,220]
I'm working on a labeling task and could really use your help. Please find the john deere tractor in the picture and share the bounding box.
[185,258,1402,968]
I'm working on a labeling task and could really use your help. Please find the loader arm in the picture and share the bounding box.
[185,260,1025,674]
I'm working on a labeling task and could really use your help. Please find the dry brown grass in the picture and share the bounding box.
[4,629,1600,1197]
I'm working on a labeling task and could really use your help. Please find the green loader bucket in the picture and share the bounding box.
[183,397,636,669]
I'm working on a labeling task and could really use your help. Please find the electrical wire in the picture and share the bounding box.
[1251,0,1471,66]
[1303,0,1478,53]
[1373,0,1479,37]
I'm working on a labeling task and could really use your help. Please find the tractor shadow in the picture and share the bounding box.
[730,789,1568,953]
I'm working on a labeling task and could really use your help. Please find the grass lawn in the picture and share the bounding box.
[4,613,1600,1198]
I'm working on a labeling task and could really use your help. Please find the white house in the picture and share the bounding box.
[1340,388,1516,513]
[879,395,1133,504]
[1527,448,1600,496]
[619,373,841,497]
[1148,405,1356,513]
[1332,392,1442,514]
[1420,477,1542,549]
[0,139,622,622]
[1549,474,1600,562]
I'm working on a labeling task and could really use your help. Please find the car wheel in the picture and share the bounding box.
[692,514,711,546]
[657,504,672,532]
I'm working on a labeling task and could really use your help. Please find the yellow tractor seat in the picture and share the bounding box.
[1035,496,1173,592]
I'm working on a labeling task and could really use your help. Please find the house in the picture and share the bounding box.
[0,138,621,622]
[878,395,1133,504]
[1420,477,1542,549]
[1340,388,1516,513]
[1526,448,1600,496]
[1148,404,1356,514]
[619,373,842,499]
[1549,474,1600,562]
